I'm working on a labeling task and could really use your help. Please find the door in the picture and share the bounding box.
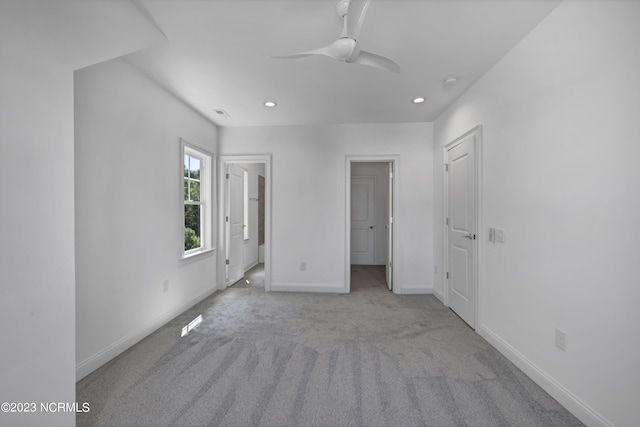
[227,164,245,286]
[386,163,393,290]
[351,177,375,265]
[447,134,476,328]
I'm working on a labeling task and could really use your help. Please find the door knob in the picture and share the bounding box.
[369,226,374,229]
[462,233,475,240]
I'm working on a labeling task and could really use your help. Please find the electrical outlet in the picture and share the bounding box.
[163,280,169,293]
[300,261,307,271]
[555,328,567,351]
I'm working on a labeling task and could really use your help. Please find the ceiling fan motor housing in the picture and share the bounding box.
[331,37,358,61]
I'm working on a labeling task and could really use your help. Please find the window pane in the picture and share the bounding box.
[190,157,200,180]
[189,180,200,201]
[184,204,201,251]
[181,142,213,257]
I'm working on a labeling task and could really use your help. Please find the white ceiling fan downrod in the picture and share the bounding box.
[333,0,360,62]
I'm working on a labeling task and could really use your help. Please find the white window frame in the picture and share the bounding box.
[181,139,214,259]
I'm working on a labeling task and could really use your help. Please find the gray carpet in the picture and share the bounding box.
[77,265,583,427]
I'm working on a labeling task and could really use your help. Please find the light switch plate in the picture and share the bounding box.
[495,228,505,243]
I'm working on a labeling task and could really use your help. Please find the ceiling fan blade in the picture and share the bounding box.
[346,0,371,40]
[351,50,400,73]
[272,44,335,60]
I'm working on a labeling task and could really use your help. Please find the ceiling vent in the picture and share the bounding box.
[213,109,230,118]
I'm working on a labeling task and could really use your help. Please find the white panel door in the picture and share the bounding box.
[227,164,245,286]
[447,135,476,328]
[351,177,374,265]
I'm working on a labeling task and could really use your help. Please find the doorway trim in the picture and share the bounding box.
[443,125,483,329]
[219,154,272,292]
[345,155,400,293]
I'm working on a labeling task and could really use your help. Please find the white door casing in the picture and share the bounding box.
[351,177,375,265]
[386,163,393,291]
[220,155,272,292]
[346,156,399,294]
[227,164,245,286]
[446,132,477,328]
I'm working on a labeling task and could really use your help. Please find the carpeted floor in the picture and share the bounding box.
[77,265,583,427]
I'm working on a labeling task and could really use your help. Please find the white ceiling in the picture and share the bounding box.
[123,0,562,127]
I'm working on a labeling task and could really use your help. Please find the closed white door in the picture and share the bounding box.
[447,135,476,328]
[351,177,375,265]
[227,164,245,286]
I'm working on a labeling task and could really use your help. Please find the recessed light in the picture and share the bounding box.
[264,101,277,108]
[412,97,426,104]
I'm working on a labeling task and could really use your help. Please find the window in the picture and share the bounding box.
[182,140,213,258]
[243,169,249,240]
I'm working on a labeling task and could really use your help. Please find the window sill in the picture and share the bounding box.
[180,248,215,262]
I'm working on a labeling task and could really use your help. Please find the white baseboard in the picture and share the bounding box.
[270,282,346,293]
[395,285,434,295]
[269,282,434,295]
[244,260,259,272]
[76,284,218,381]
[479,325,613,427]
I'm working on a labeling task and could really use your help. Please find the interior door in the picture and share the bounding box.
[386,163,393,290]
[447,135,476,328]
[351,177,375,265]
[227,164,245,286]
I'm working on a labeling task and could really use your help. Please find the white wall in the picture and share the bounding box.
[242,162,266,270]
[0,12,75,427]
[219,123,433,293]
[75,58,218,379]
[351,162,389,265]
[433,1,640,426]
[0,2,162,425]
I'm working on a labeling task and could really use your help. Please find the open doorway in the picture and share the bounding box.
[220,155,271,291]
[346,156,398,293]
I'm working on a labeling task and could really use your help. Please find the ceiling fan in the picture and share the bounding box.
[273,0,400,73]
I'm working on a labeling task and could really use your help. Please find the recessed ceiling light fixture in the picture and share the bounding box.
[412,97,426,104]
[264,101,277,108]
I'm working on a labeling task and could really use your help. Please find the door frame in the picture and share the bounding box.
[219,154,272,291]
[345,155,400,293]
[443,125,483,329]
